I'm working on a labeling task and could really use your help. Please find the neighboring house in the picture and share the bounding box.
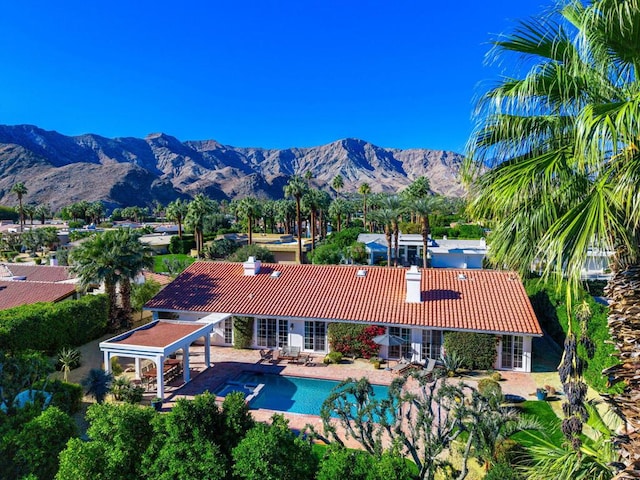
[0,264,78,310]
[139,233,173,254]
[358,233,487,268]
[145,258,542,372]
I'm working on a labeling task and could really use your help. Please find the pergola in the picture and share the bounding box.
[99,320,215,399]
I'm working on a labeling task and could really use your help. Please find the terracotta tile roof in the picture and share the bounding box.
[146,262,542,336]
[143,271,173,286]
[0,280,76,310]
[0,264,74,283]
[111,321,206,348]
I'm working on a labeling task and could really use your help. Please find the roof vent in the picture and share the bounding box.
[356,269,367,277]
[458,273,467,280]
[270,271,281,278]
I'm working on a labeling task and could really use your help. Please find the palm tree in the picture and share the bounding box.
[70,229,153,331]
[166,199,189,239]
[22,204,36,225]
[358,182,372,231]
[86,201,105,225]
[302,188,324,252]
[35,204,51,225]
[381,195,403,266]
[370,208,395,266]
[237,197,262,245]
[328,198,348,233]
[332,174,344,197]
[82,368,113,404]
[284,176,309,263]
[409,196,442,268]
[185,194,216,257]
[58,347,81,382]
[11,182,27,232]
[464,1,640,474]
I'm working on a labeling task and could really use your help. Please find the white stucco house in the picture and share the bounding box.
[143,258,542,374]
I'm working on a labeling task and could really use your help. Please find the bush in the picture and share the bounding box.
[169,234,195,254]
[328,323,385,359]
[205,238,238,259]
[110,357,123,376]
[48,381,83,414]
[443,331,497,370]
[491,371,502,382]
[324,351,343,364]
[0,295,108,354]
[325,227,366,249]
[477,378,502,401]
[310,244,343,265]
[485,461,523,480]
[233,316,254,349]
[227,245,275,263]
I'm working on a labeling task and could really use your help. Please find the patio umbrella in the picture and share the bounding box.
[372,333,405,362]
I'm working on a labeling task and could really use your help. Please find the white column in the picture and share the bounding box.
[495,337,503,370]
[204,334,211,368]
[522,336,533,373]
[134,358,141,380]
[156,356,164,399]
[103,351,111,373]
[184,349,191,383]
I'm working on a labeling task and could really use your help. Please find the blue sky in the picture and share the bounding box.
[0,1,549,153]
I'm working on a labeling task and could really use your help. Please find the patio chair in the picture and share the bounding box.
[390,357,411,374]
[259,349,273,362]
[413,358,437,380]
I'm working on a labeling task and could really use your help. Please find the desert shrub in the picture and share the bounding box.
[443,331,497,370]
[204,238,238,259]
[324,351,343,364]
[169,234,195,254]
[477,378,502,400]
[110,357,123,376]
[233,316,254,349]
[485,461,523,480]
[0,295,108,354]
[491,371,502,382]
[328,323,385,358]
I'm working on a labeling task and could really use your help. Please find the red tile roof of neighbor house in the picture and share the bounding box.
[0,280,77,310]
[146,262,543,336]
[0,264,74,283]
[142,271,173,286]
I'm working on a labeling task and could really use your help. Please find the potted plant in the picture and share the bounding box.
[535,388,547,401]
[151,397,163,411]
[369,357,381,370]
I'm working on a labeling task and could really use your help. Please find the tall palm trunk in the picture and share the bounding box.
[421,214,430,269]
[295,198,302,263]
[248,215,253,245]
[385,227,392,267]
[310,210,317,252]
[105,281,119,332]
[119,278,133,330]
[603,263,640,478]
[393,220,399,267]
[177,218,183,239]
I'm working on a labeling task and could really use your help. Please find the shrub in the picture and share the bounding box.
[110,357,123,376]
[48,381,83,414]
[328,323,385,359]
[485,461,523,480]
[205,238,238,259]
[169,234,195,254]
[443,331,497,370]
[233,316,254,349]
[0,295,108,354]
[491,371,502,382]
[324,351,343,364]
[310,244,343,265]
[477,378,502,400]
[227,245,275,263]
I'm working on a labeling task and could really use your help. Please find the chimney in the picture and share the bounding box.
[405,265,422,303]
[243,256,261,276]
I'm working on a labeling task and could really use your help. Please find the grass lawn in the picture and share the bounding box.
[153,254,195,274]
[511,400,564,448]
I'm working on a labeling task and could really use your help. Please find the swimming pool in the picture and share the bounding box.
[218,372,390,416]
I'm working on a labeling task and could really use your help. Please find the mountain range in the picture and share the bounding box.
[0,124,466,211]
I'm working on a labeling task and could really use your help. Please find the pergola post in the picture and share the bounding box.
[183,349,191,383]
[134,358,141,380]
[103,351,111,373]
[204,332,211,367]
[156,355,164,399]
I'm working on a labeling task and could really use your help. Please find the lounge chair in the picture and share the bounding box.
[259,349,273,362]
[413,358,437,380]
[390,358,411,374]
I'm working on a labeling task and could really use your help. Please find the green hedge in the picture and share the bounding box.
[233,316,254,349]
[35,379,83,415]
[443,331,497,370]
[169,234,195,254]
[523,277,620,393]
[0,295,108,354]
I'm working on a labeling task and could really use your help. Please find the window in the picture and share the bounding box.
[501,335,523,370]
[256,319,288,348]
[224,318,233,344]
[304,321,326,352]
[421,329,443,360]
[388,327,411,359]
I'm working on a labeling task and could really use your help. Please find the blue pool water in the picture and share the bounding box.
[224,372,390,416]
